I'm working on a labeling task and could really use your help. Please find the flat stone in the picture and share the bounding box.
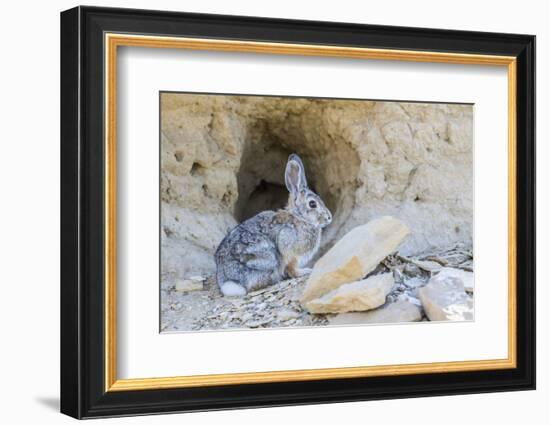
[188,275,207,281]
[412,259,443,273]
[304,272,394,314]
[328,298,422,325]
[301,217,410,303]
[175,278,204,292]
[419,272,473,321]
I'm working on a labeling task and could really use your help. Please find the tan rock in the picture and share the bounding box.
[304,272,394,314]
[175,277,204,292]
[419,272,473,321]
[301,217,409,303]
[328,297,422,325]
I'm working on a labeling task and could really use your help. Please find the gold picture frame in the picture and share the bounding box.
[104,33,517,392]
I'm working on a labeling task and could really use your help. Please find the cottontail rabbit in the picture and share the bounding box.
[215,154,332,296]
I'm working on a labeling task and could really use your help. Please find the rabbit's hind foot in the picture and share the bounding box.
[220,281,247,297]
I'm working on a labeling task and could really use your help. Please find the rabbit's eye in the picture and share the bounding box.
[309,200,317,209]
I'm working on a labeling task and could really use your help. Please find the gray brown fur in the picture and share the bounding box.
[215,154,332,296]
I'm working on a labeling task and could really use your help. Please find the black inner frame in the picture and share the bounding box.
[60,6,535,419]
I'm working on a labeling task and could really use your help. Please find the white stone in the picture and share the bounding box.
[328,298,422,325]
[301,217,409,303]
[304,273,394,314]
[419,272,473,321]
[188,275,207,282]
[411,259,443,273]
[436,267,474,293]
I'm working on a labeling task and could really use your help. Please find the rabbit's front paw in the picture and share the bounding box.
[295,267,313,277]
[287,262,313,278]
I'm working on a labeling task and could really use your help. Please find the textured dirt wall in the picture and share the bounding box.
[160,93,473,285]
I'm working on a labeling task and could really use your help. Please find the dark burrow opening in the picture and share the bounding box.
[238,180,289,222]
[234,142,292,222]
[234,140,337,225]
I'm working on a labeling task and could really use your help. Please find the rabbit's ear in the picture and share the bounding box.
[285,154,308,193]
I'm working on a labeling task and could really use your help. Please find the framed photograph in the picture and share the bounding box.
[60,6,535,419]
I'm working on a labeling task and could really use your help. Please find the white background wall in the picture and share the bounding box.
[0,0,545,423]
